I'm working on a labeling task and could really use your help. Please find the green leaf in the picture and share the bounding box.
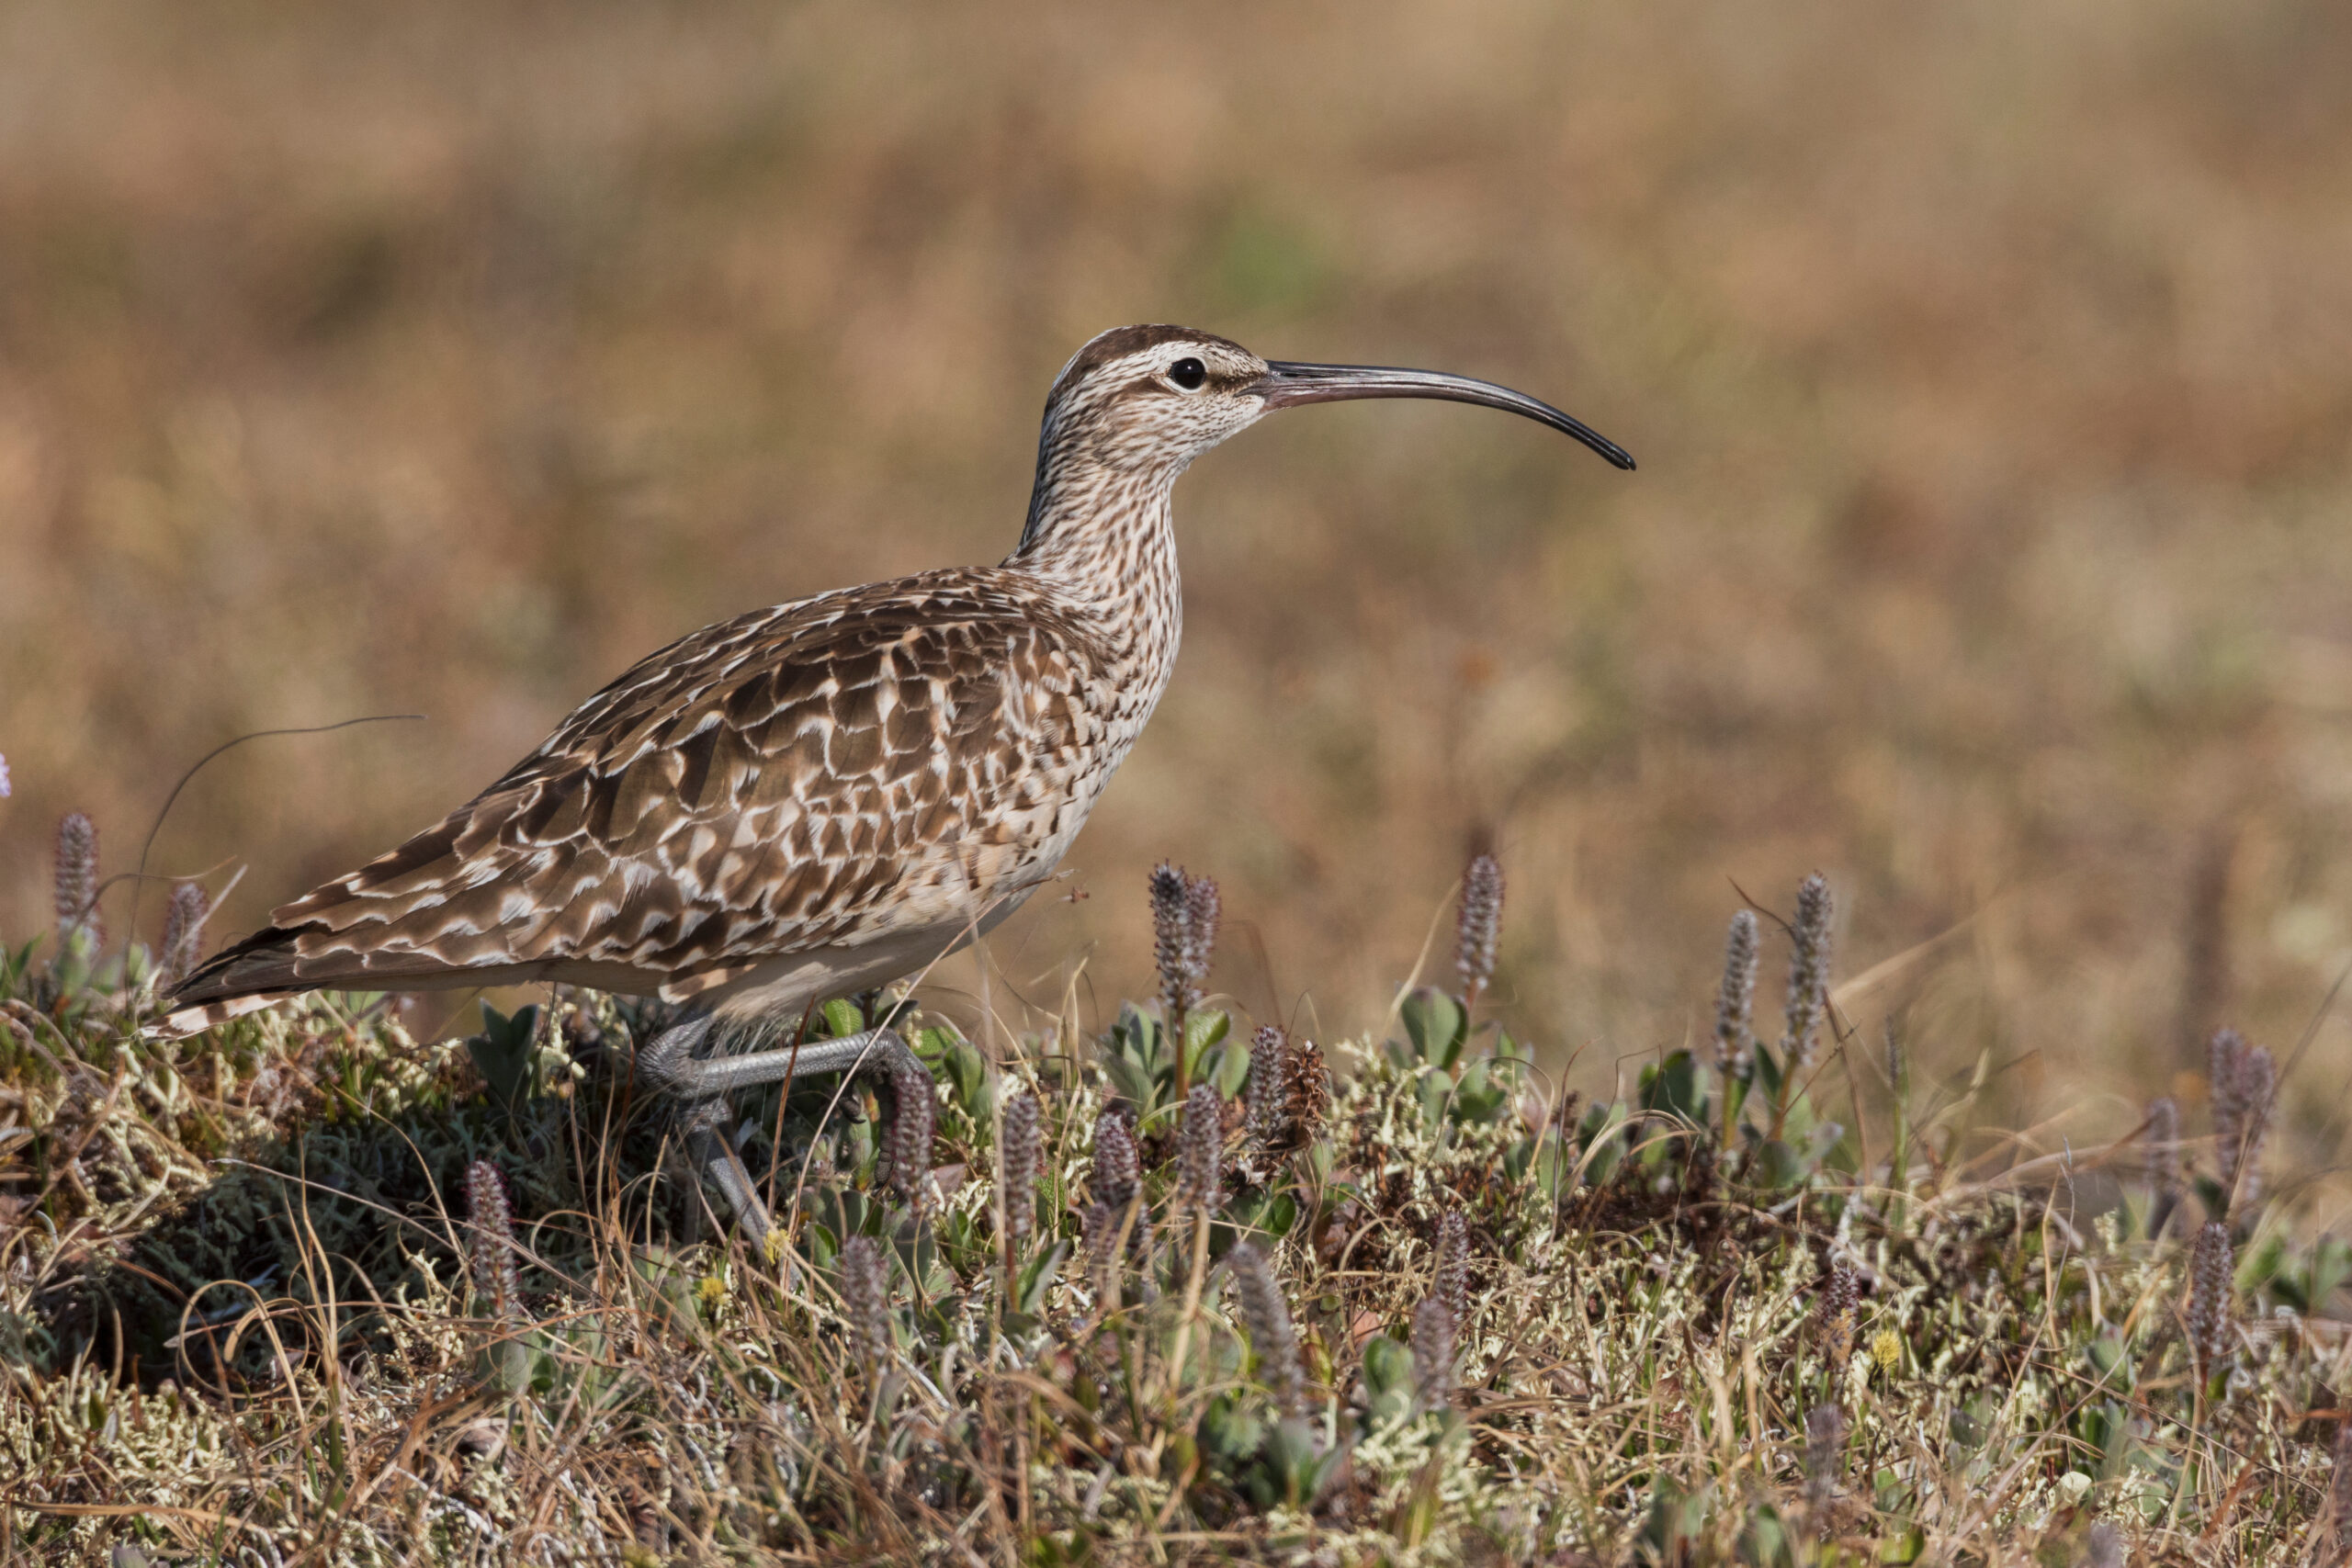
[476,1335,535,1397]
[1504,1135,1534,1183]
[896,1222,953,1297]
[1739,1504,1796,1568]
[1752,1139,1807,1190]
[1113,1002,1167,1074]
[1638,1476,1708,1562]
[1361,1334,1412,1399]
[2084,1336,2132,1392]
[1261,1416,1340,1508]
[1417,1069,1451,1132]
[467,1002,539,1106]
[1521,1129,1575,1195]
[1638,1049,1705,1122]
[2264,1235,2352,1314]
[1577,1101,1629,1189]
[1182,1008,1229,1084]
[944,1038,987,1118]
[1717,1070,1752,1128]
[821,998,865,1039]
[1198,1393,1264,1462]
[1454,1057,1511,1123]
[1399,987,1467,1069]
[1208,1038,1252,1099]
[805,1222,839,1269]
[1102,1051,1157,1111]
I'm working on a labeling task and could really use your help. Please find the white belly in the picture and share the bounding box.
[700,885,1039,1031]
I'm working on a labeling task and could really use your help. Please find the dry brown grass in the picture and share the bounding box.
[5,0,2352,1261]
[7,860,2352,1565]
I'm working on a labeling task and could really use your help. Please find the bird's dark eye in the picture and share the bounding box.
[1168,356,1207,391]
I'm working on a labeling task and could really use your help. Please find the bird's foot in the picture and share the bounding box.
[678,1093,774,1247]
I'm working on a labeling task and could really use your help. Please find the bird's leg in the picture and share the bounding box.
[643,1025,926,1100]
[679,1093,773,1245]
[633,1010,718,1095]
[635,1014,760,1238]
[635,1014,929,1240]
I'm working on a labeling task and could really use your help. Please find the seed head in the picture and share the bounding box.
[2208,1026,2245,1151]
[1176,1083,1222,1213]
[464,1160,523,1320]
[2144,1096,2181,1237]
[1150,863,1194,1019]
[1411,1292,1457,1413]
[1455,853,1505,1008]
[1280,1039,1329,1149]
[1815,1258,1860,1368]
[54,812,101,946]
[1227,1240,1304,1416]
[1091,1107,1140,1209]
[1246,1025,1286,1140]
[1804,1403,1847,1511]
[161,883,212,984]
[885,1054,936,1205]
[1713,909,1759,1077]
[2206,1029,2278,1218]
[1183,874,1221,996]
[1781,874,1835,1074]
[840,1235,891,1370]
[1000,1089,1042,1247]
[2228,1043,2276,1213]
[1435,1210,1470,1324]
[2188,1220,2233,1380]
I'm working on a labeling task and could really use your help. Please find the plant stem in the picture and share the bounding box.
[1159,1207,1213,1404]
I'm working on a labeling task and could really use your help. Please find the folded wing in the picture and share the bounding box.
[165,572,1100,1024]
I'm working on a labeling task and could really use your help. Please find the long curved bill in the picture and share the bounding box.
[1257,361,1635,470]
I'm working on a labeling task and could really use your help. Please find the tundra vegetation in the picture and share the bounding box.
[4,819,2350,1565]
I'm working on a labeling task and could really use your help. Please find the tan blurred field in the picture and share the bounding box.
[3,2,2349,1181]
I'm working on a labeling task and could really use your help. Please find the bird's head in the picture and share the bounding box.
[1033,321,1635,483]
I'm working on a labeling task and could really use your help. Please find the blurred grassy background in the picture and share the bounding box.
[3,2,2349,1181]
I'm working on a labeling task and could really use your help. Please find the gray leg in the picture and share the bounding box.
[640,1021,925,1100]
[681,1095,773,1245]
[635,1015,928,1240]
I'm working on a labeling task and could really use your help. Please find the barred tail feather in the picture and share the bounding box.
[148,926,317,1039]
[168,926,316,1009]
[153,919,621,1042]
[149,992,286,1041]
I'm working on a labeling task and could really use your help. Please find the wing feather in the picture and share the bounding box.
[168,571,1104,1015]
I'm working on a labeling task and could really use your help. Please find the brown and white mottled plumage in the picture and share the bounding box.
[171,577,1138,1020]
[162,323,1631,1236]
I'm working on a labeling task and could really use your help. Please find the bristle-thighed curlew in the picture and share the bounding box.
[161,324,1633,1239]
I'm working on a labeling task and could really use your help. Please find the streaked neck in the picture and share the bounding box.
[1009,457,1185,653]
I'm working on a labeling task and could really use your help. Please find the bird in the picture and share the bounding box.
[159,324,1632,1239]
